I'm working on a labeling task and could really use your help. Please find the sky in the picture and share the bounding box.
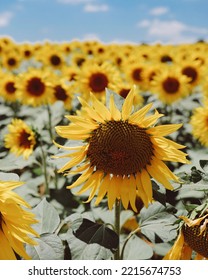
[0,0,208,45]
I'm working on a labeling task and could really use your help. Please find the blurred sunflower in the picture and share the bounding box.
[123,61,148,91]
[190,103,208,147]
[0,72,18,102]
[4,119,36,159]
[54,88,189,210]
[150,66,191,104]
[1,49,21,71]
[50,79,74,110]
[16,69,53,106]
[0,180,38,259]
[78,61,122,101]
[164,213,208,260]
[178,60,202,90]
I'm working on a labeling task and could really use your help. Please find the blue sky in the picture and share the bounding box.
[0,0,208,44]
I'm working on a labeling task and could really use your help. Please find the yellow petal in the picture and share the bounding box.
[148,124,183,136]
[129,103,153,123]
[121,86,135,120]
[90,92,112,121]
[95,175,110,205]
[163,231,184,260]
[135,173,149,208]
[140,169,153,202]
[109,94,121,120]
[67,167,94,189]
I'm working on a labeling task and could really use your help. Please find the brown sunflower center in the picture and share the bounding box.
[54,85,68,101]
[89,72,109,92]
[5,82,16,94]
[50,55,61,66]
[26,77,45,96]
[160,55,173,63]
[182,221,208,258]
[162,77,180,94]
[182,66,198,84]
[7,58,17,66]
[132,68,143,82]
[119,89,130,99]
[87,120,154,176]
[19,130,33,149]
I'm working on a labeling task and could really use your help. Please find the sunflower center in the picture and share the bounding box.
[26,77,45,96]
[160,55,173,63]
[50,55,61,66]
[19,130,33,148]
[119,89,130,99]
[7,58,16,66]
[132,68,143,82]
[87,120,154,176]
[182,66,198,84]
[5,82,16,94]
[182,222,208,258]
[54,85,68,101]
[89,73,109,92]
[162,77,180,94]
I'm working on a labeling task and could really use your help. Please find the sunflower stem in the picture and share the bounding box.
[114,199,121,260]
[46,104,53,142]
[39,142,49,196]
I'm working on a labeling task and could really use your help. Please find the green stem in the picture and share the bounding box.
[114,199,121,260]
[120,226,141,260]
[46,104,53,141]
[40,142,49,196]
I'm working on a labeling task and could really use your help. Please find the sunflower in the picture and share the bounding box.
[190,103,208,147]
[50,78,74,110]
[150,66,191,104]
[1,49,21,71]
[178,60,202,90]
[4,119,36,159]
[78,61,122,101]
[164,213,208,260]
[16,69,53,106]
[54,88,189,210]
[0,72,18,102]
[0,180,39,259]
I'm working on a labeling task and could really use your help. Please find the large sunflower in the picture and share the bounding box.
[0,180,38,259]
[4,119,36,159]
[164,213,208,260]
[54,88,189,210]
[190,102,208,147]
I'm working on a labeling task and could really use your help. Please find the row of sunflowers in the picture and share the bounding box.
[0,36,208,260]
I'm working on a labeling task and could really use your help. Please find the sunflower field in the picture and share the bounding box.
[1,36,208,260]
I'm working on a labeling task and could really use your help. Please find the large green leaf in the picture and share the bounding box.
[31,198,60,234]
[140,202,177,242]
[26,233,64,260]
[122,235,153,260]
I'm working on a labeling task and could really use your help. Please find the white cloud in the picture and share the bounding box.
[84,3,109,12]
[149,6,169,16]
[0,12,13,27]
[137,18,208,43]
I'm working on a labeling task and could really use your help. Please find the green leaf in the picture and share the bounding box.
[199,160,208,172]
[0,172,20,181]
[73,218,119,251]
[31,198,60,234]
[122,235,153,260]
[140,202,177,242]
[26,233,64,260]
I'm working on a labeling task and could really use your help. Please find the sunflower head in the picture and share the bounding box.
[0,180,39,259]
[54,87,189,210]
[4,119,36,159]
